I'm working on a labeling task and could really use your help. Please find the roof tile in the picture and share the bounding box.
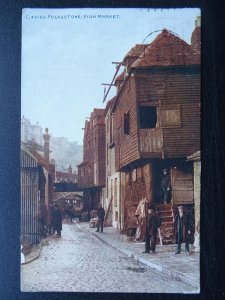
[132,29,200,68]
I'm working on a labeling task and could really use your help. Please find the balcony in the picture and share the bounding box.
[139,128,163,155]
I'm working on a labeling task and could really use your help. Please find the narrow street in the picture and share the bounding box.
[21,221,197,293]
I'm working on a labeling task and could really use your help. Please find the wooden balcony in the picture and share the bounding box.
[139,128,163,154]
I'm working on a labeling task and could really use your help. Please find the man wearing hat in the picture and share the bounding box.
[161,168,171,204]
[96,203,105,233]
[143,205,161,254]
[174,206,192,254]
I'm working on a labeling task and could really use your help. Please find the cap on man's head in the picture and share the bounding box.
[178,206,183,210]
[148,204,155,211]
[163,168,168,173]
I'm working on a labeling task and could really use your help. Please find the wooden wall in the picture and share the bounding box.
[113,77,140,171]
[136,66,200,158]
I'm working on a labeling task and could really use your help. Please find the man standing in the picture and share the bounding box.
[52,203,62,237]
[96,204,105,233]
[174,206,192,254]
[161,168,171,204]
[143,205,161,254]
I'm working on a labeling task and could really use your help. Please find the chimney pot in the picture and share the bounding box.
[195,16,201,28]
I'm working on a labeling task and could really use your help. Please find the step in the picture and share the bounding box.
[158,211,172,214]
[161,221,174,225]
[163,240,174,244]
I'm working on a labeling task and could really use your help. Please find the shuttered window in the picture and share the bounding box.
[160,105,181,128]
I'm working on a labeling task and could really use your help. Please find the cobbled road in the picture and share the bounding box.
[21,221,196,293]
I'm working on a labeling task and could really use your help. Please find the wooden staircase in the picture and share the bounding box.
[156,204,175,245]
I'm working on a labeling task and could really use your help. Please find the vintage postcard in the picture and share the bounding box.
[20,7,201,293]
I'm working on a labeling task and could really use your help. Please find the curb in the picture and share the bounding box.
[81,224,200,290]
[22,243,43,265]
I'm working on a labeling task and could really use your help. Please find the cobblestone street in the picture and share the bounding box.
[21,221,197,293]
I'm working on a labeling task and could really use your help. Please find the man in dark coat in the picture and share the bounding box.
[52,203,62,237]
[143,206,161,254]
[174,206,191,254]
[96,204,105,233]
[161,169,171,203]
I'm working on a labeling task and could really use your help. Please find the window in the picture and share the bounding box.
[160,105,181,128]
[139,106,157,128]
[123,112,130,134]
[114,178,117,207]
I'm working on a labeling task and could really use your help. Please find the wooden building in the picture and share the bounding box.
[21,143,46,245]
[111,22,200,242]
[21,128,55,246]
[77,108,106,214]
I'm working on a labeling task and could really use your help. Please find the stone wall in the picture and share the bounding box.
[193,160,201,252]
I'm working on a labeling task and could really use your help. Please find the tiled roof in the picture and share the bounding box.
[77,161,88,167]
[93,108,105,116]
[104,97,116,115]
[123,44,146,61]
[187,151,201,161]
[115,72,124,85]
[132,29,200,69]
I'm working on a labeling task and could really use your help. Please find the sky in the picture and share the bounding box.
[21,8,200,145]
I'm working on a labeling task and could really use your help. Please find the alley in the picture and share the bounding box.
[21,221,197,293]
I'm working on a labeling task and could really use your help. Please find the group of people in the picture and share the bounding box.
[140,203,192,255]
[38,166,192,255]
[38,203,62,238]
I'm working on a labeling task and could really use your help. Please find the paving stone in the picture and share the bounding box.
[21,221,198,293]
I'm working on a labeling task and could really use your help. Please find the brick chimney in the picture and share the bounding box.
[191,16,201,54]
[68,164,72,175]
[43,128,50,167]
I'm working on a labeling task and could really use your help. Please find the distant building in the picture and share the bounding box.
[21,116,83,173]
[21,116,43,145]
[55,165,78,183]
[77,108,106,213]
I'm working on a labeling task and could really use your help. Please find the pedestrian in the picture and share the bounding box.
[37,203,48,238]
[52,203,62,237]
[143,205,161,254]
[46,204,54,235]
[68,204,75,223]
[161,168,171,204]
[96,204,105,233]
[174,206,192,254]
[134,196,148,242]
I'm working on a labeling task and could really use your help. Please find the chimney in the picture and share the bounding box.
[68,165,72,175]
[43,128,50,167]
[191,16,201,54]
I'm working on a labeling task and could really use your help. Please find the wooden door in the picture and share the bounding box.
[171,167,194,205]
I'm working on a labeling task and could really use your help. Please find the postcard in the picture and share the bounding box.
[20,7,201,294]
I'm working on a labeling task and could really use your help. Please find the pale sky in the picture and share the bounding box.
[21,8,200,144]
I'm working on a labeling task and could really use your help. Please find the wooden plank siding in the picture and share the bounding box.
[139,128,163,153]
[171,168,194,205]
[114,77,140,171]
[21,147,41,244]
[123,163,154,229]
[135,66,200,159]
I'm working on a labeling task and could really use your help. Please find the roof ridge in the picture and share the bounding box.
[131,29,200,68]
